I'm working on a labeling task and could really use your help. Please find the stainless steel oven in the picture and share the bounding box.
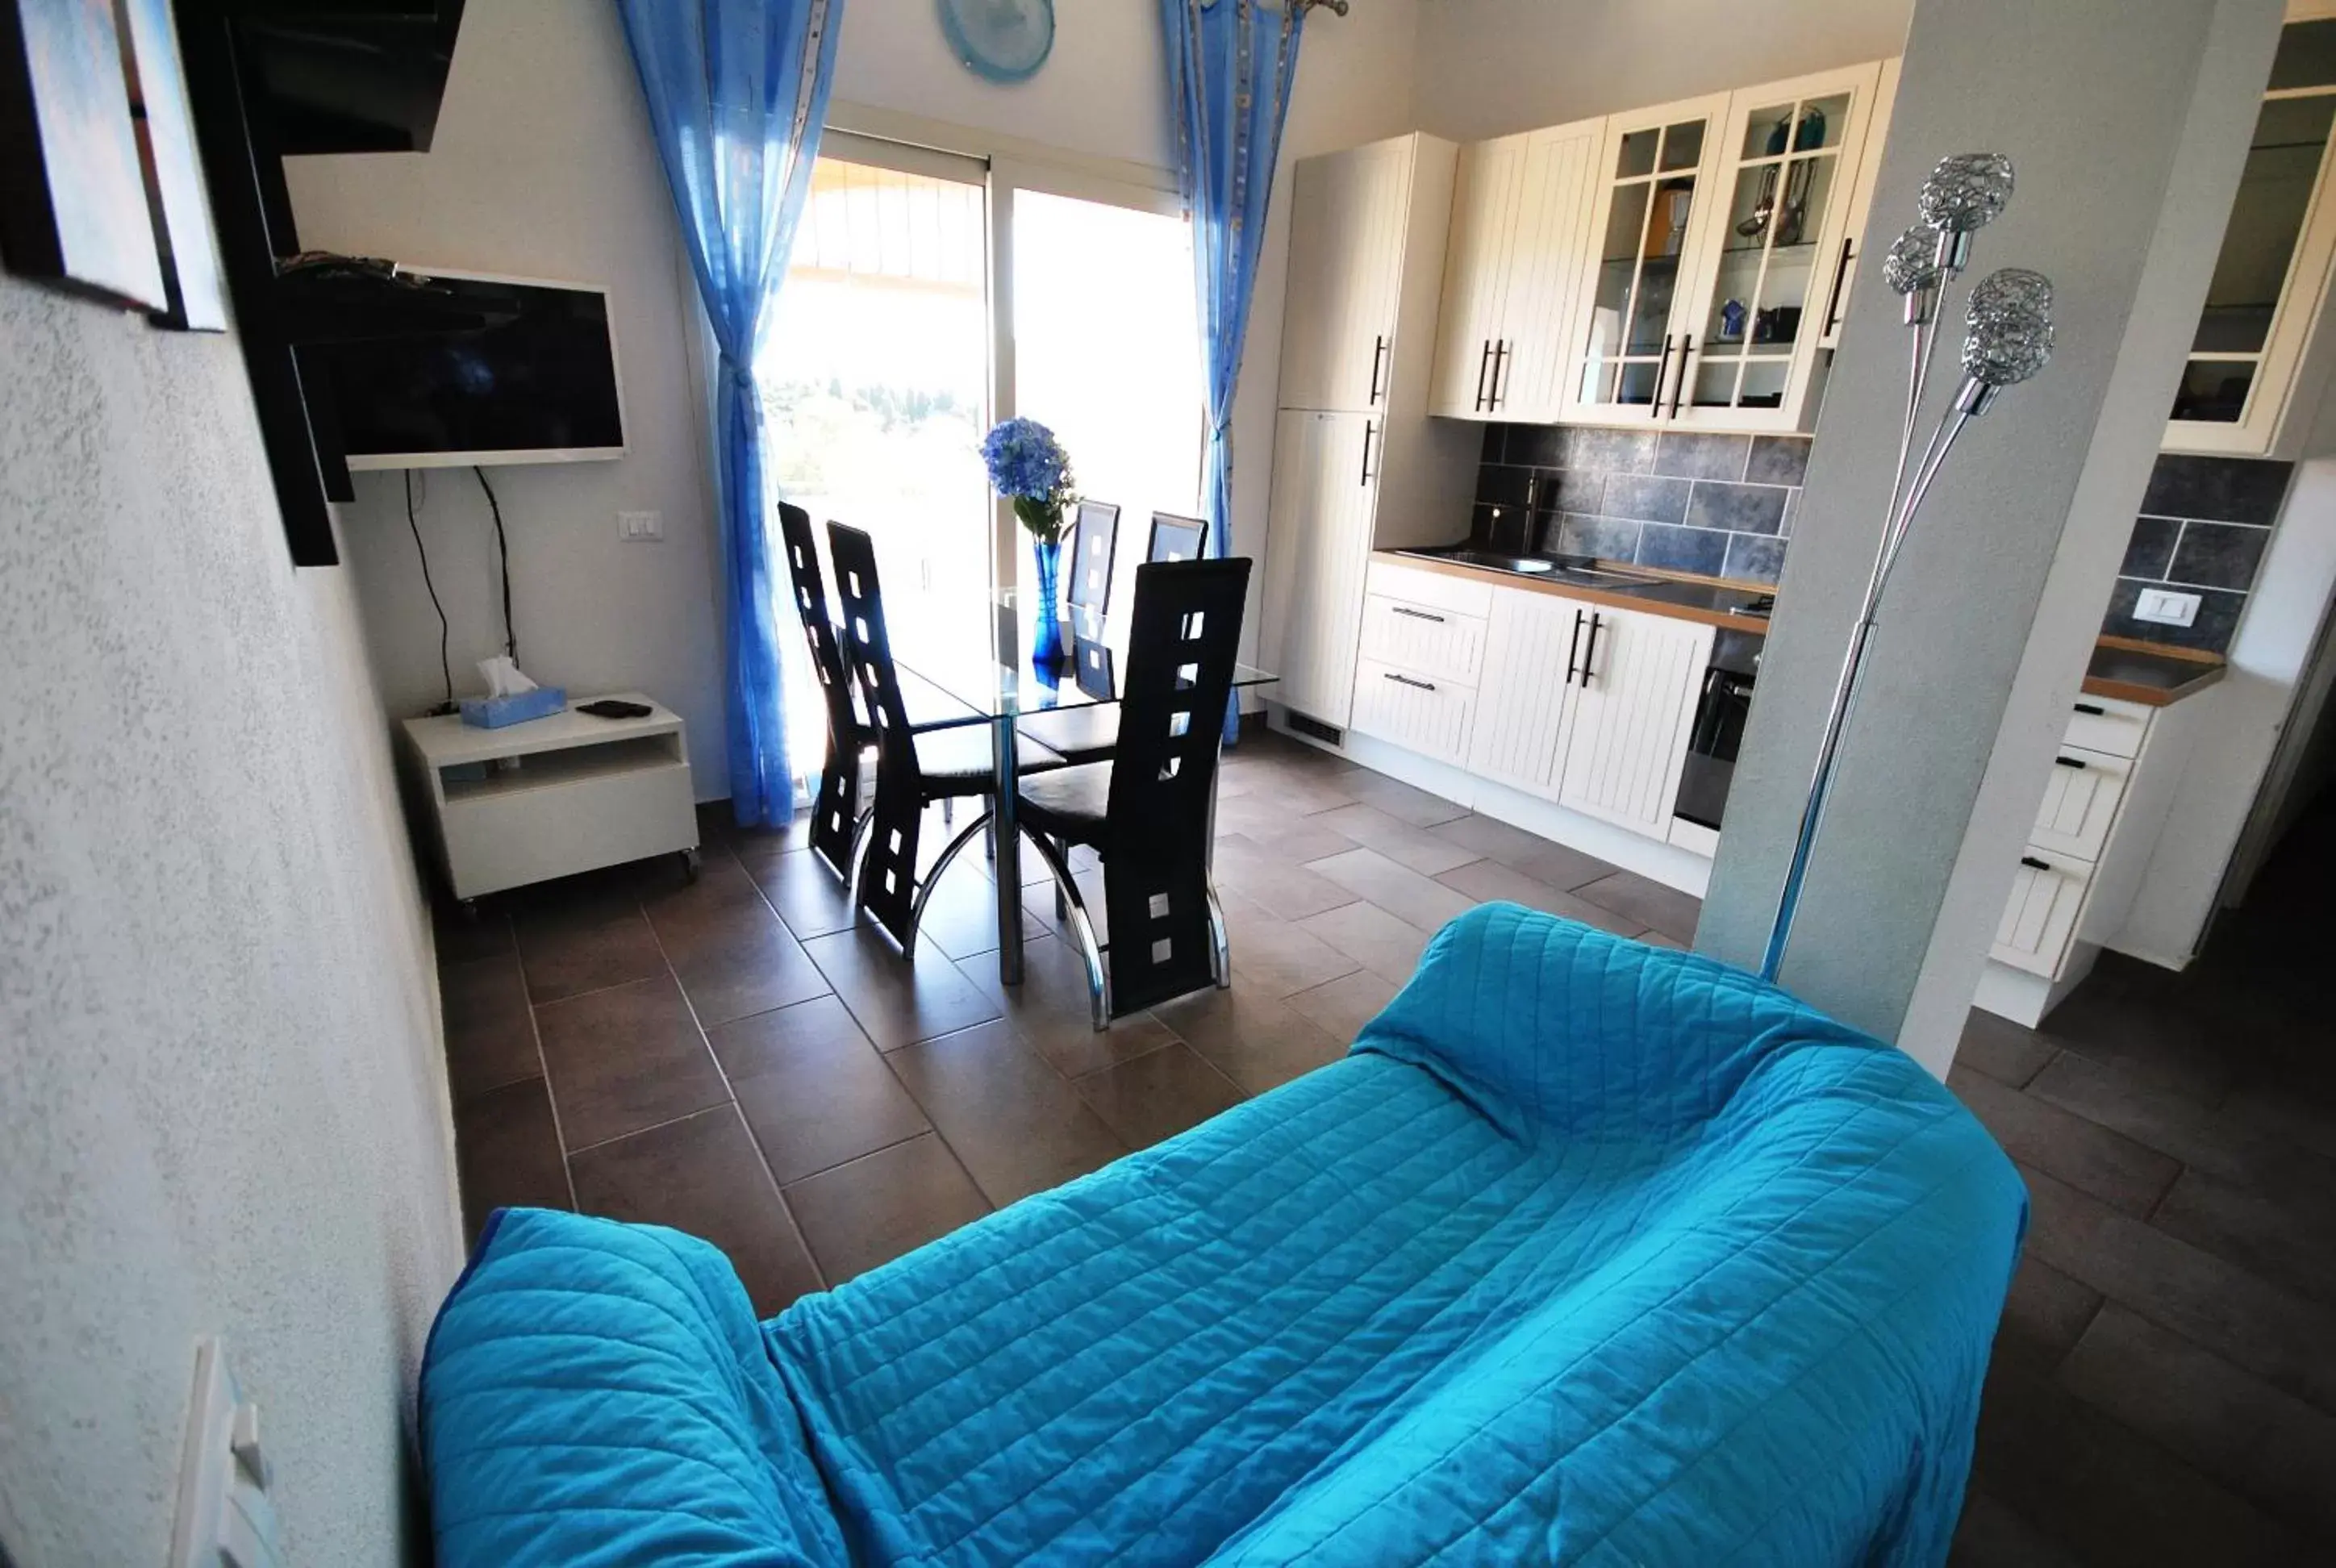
[1674,630,1762,832]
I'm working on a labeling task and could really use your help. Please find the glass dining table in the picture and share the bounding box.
[885,587,1279,986]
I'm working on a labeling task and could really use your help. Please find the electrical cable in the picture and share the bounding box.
[473,465,515,661]
[406,468,453,711]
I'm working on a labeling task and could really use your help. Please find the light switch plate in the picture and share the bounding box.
[172,1338,282,1568]
[2134,587,2200,627]
[618,510,664,541]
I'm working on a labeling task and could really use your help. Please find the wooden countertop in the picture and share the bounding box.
[2082,636,2227,707]
[1374,552,2229,706]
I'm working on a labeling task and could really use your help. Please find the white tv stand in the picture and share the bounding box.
[401,692,699,907]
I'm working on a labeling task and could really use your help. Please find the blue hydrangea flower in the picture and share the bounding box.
[982,417,1077,541]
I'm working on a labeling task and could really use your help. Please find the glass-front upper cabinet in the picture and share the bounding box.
[1673,62,1883,430]
[2167,15,2336,454]
[1559,93,1730,421]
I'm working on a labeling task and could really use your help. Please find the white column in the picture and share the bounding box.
[1696,0,2285,1075]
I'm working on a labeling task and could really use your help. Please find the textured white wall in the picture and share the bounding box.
[1413,0,1913,142]
[0,277,462,1562]
[285,0,728,790]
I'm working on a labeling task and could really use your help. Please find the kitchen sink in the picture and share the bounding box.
[1400,545,1661,588]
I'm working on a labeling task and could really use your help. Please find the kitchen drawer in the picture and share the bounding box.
[2064,694,2151,759]
[2029,745,2130,861]
[1359,593,1488,685]
[1991,849,2093,978]
[1349,657,1476,764]
[1365,557,1498,618]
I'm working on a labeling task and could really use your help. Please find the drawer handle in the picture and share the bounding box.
[2054,756,2088,769]
[1384,672,1437,692]
[1389,606,1447,623]
[2073,703,2106,716]
[2020,855,2051,872]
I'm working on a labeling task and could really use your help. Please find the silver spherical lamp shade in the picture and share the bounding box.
[1920,152,2016,273]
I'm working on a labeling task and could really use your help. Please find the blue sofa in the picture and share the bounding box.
[420,905,2024,1566]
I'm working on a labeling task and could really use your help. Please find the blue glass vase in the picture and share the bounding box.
[1030,536,1066,669]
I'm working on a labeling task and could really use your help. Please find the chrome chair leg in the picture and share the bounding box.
[904,808,992,957]
[1206,882,1231,989]
[841,803,876,887]
[1024,830,1109,1031]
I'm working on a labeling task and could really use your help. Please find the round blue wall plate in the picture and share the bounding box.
[939,0,1054,83]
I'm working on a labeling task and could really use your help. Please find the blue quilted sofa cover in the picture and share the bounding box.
[421,905,2025,1566]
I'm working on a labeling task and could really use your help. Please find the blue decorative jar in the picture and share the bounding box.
[1031,536,1066,669]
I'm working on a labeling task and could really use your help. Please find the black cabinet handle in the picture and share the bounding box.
[1668,336,1693,419]
[1650,335,1675,418]
[1369,334,1389,405]
[1579,612,1604,686]
[1472,340,1491,411]
[1564,608,1585,683]
[1489,340,1511,409]
[2073,702,2105,716]
[1389,605,1446,623]
[2054,755,2088,769]
[2020,855,2051,872]
[1823,238,1854,336]
[1384,671,1437,692]
[1358,420,1376,487]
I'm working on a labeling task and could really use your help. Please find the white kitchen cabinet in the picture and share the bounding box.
[1358,591,1489,686]
[1428,118,1603,422]
[1465,588,1587,794]
[2029,746,2133,861]
[1349,657,1476,765]
[1279,139,1412,414]
[1556,603,1714,834]
[2167,12,2336,454]
[1817,56,1899,350]
[1992,850,2093,976]
[1262,409,1379,726]
[1555,63,1888,432]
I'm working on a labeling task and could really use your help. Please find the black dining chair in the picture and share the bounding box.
[1015,557,1252,1028]
[1066,498,1120,623]
[1147,511,1209,563]
[776,502,873,882]
[1020,498,1127,764]
[827,522,1069,954]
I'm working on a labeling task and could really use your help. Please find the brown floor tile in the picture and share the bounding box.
[736,843,863,943]
[1571,869,1701,944]
[453,1078,570,1241]
[1634,928,1686,950]
[1947,1488,2084,1568]
[1958,1008,2060,1089]
[2220,1082,2336,1165]
[1152,982,1348,1095]
[2038,966,2235,1103]
[782,1133,990,1285]
[1973,1366,2306,1568]
[1286,968,1402,1045]
[2020,1162,2336,1413]
[1427,812,1620,890]
[712,996,931,1184]
[1337,769,1470,828]
[1949,1066,2180,1217]
[1212,800,1363,866]
[800,923,1002,1052]
[2031,1051,2334,1195]
[1991,1253,2101,1379]
[2058,1303,2336,1540]
[1434,858,1642,935]
[2150,1168,2336,1309]
[888,1020,1128,1204]
[513,890,667,1003]
[954,932,1182,1079]
[534,974,731,1151]
[440,953,541,1104]
[1296,899,1433,984]
[1074,1040,1244,1150]
[1211,831,1362,921]
[568,1104,824,1315]
[1218,886,1362,997]
[435,902,515,965]
[1228,765,1358,816]
[1310,801,1483,876]
[910,857,1048,962]
[642,855,831,1028]
[1304,846,1475,933]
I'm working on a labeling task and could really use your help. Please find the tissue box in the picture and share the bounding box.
[460,686,568,729]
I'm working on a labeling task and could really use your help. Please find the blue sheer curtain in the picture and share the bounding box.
[1161,0,1308,743]
[618,0,844,825]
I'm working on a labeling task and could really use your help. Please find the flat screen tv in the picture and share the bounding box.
[320,267,626,469]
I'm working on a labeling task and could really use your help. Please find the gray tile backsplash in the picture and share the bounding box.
[1475,423,1809,586]
[2104,453,2292,653]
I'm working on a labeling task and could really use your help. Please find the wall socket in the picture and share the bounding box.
[2133,586,2201,628]
[618,510,664,541]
